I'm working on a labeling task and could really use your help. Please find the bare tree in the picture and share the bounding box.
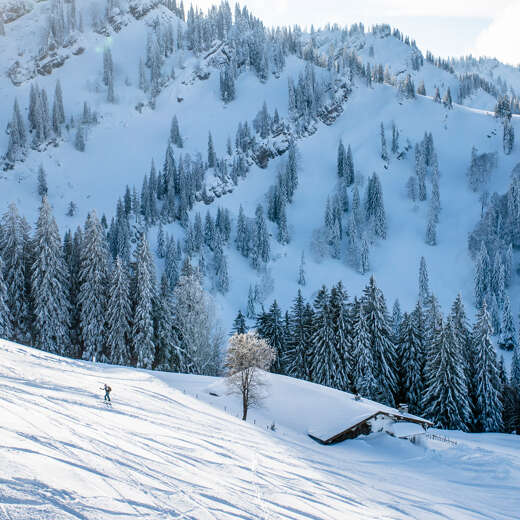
[225,332,276,421]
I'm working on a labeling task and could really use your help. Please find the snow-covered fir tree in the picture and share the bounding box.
[422,317,470,430]
[472,302,503,432]
[31,198,70,355]
[132,232,157,369]
[78,211,109,362]
[105,256,131,366]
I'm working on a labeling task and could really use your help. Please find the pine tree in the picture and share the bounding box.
[74,125,85,152]
[418,256,430,304]
[251,204,270,269]
[154,273,179,371]
[503,119,515,155]
[297,251,306,286]
[425,209,437,246]
[37,164,48,198]
[474,242,490,309]
[31,198,70,355]
[472,302,503,432]
[380,122,388,161]
[351,298,378,399]
[417,80,426,96]
[329,282,352,391]
[213,233,229,293]
[391,299,402,344]
[79,211,109,362]
[0,255,13,339]
[232,310,247,335]
[132,232,156,369]
[361,276,397,406]
[170,115,183,147]
[207,131,216,168]
[398,302,425,414]
[337,140,346,178]
[365,173,387,239]
[258,300,286,374]
[0,16,5,37]
[499,295,517,351]
[345,145,355,186]
[106,257,131,365]
[285,290,311,380]
[0,203,31,342]
[246,284,256,319]
[308,286,341,388]
[422,317,470,430]
[442,87,453,109]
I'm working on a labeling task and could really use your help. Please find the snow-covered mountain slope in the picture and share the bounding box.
[1,0,520,335]
[2,339,520,519]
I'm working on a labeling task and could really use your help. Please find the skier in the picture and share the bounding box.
[100,383,112,402]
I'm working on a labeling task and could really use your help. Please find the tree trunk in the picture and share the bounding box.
[242,392,248,421]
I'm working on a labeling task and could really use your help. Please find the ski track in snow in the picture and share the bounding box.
[1,341,520,519]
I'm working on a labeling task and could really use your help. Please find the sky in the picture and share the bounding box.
[194,0,520,65]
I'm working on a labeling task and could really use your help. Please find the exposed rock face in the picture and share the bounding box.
[0,0,33,24]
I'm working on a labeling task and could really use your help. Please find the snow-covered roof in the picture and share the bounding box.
[387,421,426,439]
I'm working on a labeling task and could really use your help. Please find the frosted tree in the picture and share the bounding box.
[251,204,270,269]
[474,242,490,309]
[297,251,306,286]
[498,295,516,351]
[0,203,31,342]
[511,338,520,391]
[380,122,388,161]
[207,131,216,168]
[277,202,289,245]
[425,209,437,246]
[103,47,115,103]
[106,257,131,365]
[226,331,276,420]
[220,64,236,103]
[337,140,346,178]
[308,287,341,388]
[442,87,453,109]
[79,211,109,362]
[257,300,287,374]
[345,145,355,186]
[418,256,430,304]
[399,302,425,414]
[232,310,247,335]
[37,164,48,198]
[0,255,12,339]
[422,317,470,430]
[31,198,70,355]
[170,115,183,147]
[391,299,402,343]
[154,274,179,372]
[54,80,65,125]
[74,125,85,152]
[417,80,426,96]
[330,282,352,390]
[132,232,157,369]
[430,173,441,223]
[5,99,27,162]
[213,233,229,293]
[415,144,427,201]
[472,302,503,432]
[173,265,223,375]
[391,122,399,154]
[285,290,311,380]
[246,284,256,318]
[361,276,397,406]
[351,299,378,399]
[503,119,514,155]
[359,236,370,274]
[365,173,387,239]
[235,205,250,257]
[433,87,441,103]
[0,16,5,37]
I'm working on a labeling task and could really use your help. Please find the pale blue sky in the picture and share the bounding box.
[195,0,520,65]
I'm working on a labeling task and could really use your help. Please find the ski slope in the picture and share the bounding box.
[1,340,520,519]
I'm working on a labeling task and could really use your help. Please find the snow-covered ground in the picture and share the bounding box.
[1,340,520,519]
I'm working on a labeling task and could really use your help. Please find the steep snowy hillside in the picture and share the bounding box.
[2,340,520,519]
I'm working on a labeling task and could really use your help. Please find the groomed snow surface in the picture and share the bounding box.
[1,340,519,519]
